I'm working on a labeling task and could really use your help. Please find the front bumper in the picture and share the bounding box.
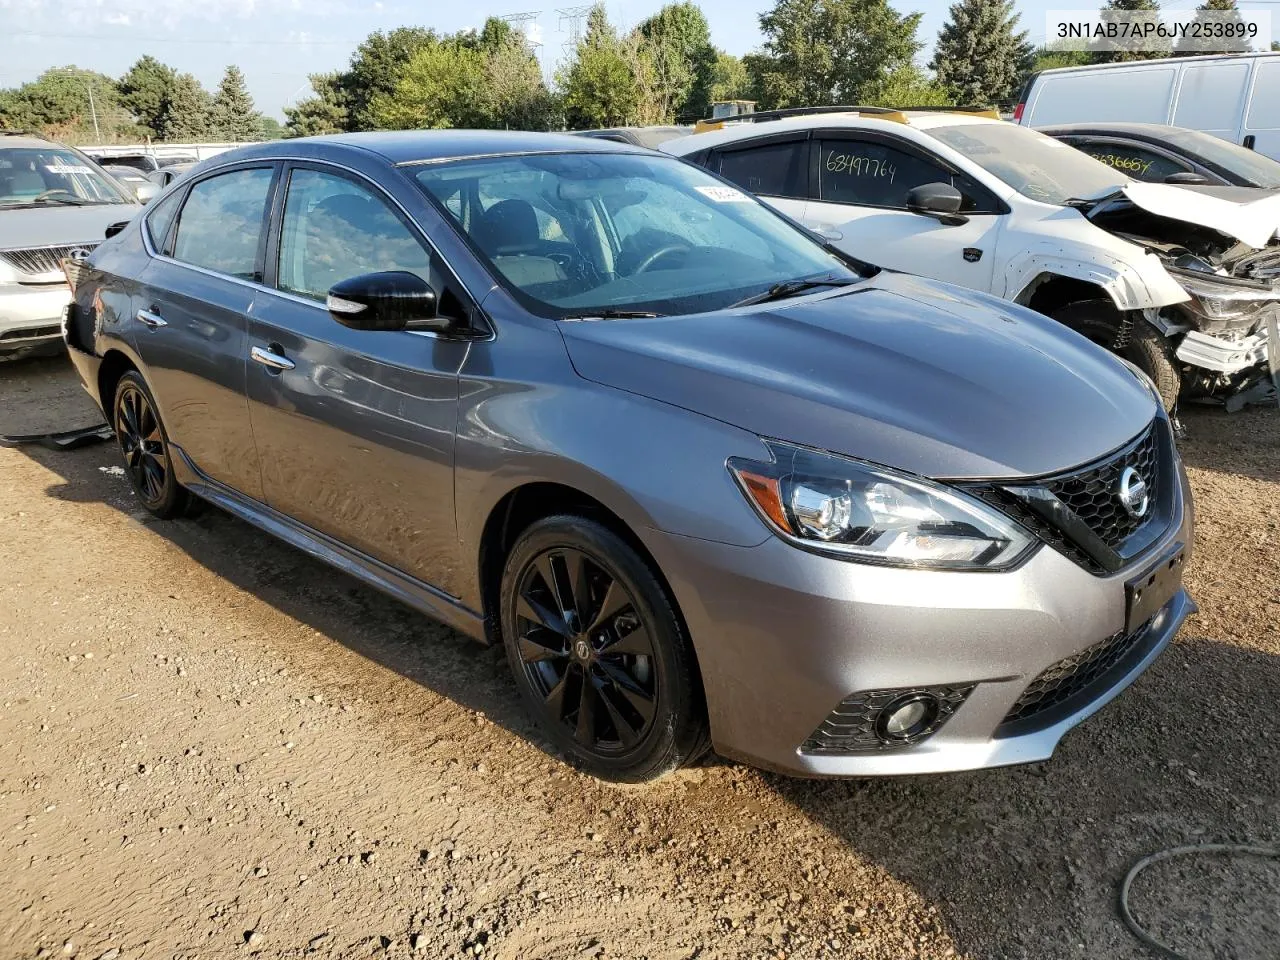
[643,467,1194,777]
[0,283,70,351]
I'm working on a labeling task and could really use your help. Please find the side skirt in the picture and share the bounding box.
[169,446,487,643]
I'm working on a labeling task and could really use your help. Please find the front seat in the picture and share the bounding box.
[474,199,542,257]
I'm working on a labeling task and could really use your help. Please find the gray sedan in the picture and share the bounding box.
[63,131,1194,781]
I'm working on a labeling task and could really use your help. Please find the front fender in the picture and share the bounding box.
[1004,251,1189,312]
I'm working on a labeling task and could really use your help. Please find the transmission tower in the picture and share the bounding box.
[557,4,593,51]
[500,10,543,46]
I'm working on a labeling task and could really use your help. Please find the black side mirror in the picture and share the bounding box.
[326,271,449,333]
[905,182,968,226]
[105,221,130,239]
[1163,172,1210,185]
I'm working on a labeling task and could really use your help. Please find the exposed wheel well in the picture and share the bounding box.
[97,350,137,417]
[1019,275,1114,317]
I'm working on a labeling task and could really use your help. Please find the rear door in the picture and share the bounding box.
[709,135,811,225]
[245,162,475,595]
[1172,59,1251,142]
[133,162,279,500]
[1243,58,1280,161]
[803,133,1002,292]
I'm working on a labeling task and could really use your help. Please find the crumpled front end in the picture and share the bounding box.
[1088,194,1279,405]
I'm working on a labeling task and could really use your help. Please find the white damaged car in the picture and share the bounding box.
[664,110,1280,411]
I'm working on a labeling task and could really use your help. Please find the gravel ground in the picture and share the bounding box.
[1,353,1277,960]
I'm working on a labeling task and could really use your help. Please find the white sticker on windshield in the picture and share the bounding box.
[45,163,93,174]
[696,185,751,203]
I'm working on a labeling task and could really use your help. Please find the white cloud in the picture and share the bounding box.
[103,12,131,25]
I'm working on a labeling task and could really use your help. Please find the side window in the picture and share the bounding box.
[172,168,274,280]
[816,138,956,210]
[717,141,805,197]
[1069,139,1190,183]
[277,168,432,302]
[143,188,183,252]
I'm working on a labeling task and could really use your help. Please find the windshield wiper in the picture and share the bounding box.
[31,195,93,206]
[560,309,665,321]
[729,275,860,309]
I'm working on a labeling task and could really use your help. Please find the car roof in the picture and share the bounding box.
[1036,122,1187,140]
[663,111,999,154]
[0,133,63,150]
[224,130,651,166]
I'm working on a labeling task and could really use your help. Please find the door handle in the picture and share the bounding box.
[251,344,295,372]
[1243,134,1256,150]
[136,308,167,328]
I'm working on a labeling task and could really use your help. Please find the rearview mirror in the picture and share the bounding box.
[1163,172,1210,186]
[327,271,447,332]
[905,182,968,226]
[104,221,129,239]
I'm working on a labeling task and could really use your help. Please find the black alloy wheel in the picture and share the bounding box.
[515,546,658,753]
[500,516,709,782]
[112,371,190,519]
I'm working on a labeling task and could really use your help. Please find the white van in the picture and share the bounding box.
[1016,53,1280,161]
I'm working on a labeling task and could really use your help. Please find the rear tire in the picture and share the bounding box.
[112,370,191,520]
[500,515,709,782]
[1052,300,1181,411]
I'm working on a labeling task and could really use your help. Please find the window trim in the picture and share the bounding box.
[1056,135,1198,182]
[809,129,1008,215]
[166,160,282,284]
[711,132,812,201]
[263,159,490,337]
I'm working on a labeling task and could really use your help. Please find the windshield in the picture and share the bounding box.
[412,151,861,318]
[0,147,131,206]
[930,122,1128,206]
[1158,128,1280,188]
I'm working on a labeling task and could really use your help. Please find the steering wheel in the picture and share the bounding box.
[633,244,691,274]
[34,189,75,201]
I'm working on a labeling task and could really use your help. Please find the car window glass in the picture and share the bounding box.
[610,178,772,266]
[277,168,432,302]
[1068,140,1190,182]
[144,188,183,250]
[717,142,805,197]
[817,139,954,209]
[171,168,274,280]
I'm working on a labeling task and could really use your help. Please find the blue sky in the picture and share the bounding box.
[0,0,1233,120]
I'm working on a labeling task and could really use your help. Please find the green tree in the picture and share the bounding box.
[480,30,559,129]
[930,0,1032,106]
[558,6,641,128]
[750,0,923,108]
[0,67,133,143]
[1176,0,1249,55]
[164,72,214,141]
[371,40,486,129]
[211,65,263,141]
[636,3,718,121]
[864,64,953,106]
[709,51,752,104]
[1027,44,1094,73]
[117,56,178,139]
[1092,0,1170,62]
[344,27,439,130]
[259,116,285,140]
[284,73,348,137]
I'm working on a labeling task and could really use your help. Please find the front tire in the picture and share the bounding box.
[112,370,191,519]
[1052,300,1181,411]
[500,515,709,782]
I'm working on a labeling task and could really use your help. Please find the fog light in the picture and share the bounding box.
[876,694,940,742]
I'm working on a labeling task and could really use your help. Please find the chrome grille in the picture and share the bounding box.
[0,243,98,278]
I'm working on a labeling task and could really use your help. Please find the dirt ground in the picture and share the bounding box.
[1,353,1277,960]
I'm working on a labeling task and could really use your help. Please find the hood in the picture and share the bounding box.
[560,273,1157,481]
[1115,182,1280,249]
[0,203,140,251]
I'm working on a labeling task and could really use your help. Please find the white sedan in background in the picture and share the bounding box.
[664,109,1280,411]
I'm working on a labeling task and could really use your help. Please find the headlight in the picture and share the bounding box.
[0,258,18,287]
[728,441,1035,570]
[1170,269,1276,322]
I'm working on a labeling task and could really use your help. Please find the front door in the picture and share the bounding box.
[245,164,473,595]
[803,135,1001,294]
[132,164,279,499]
